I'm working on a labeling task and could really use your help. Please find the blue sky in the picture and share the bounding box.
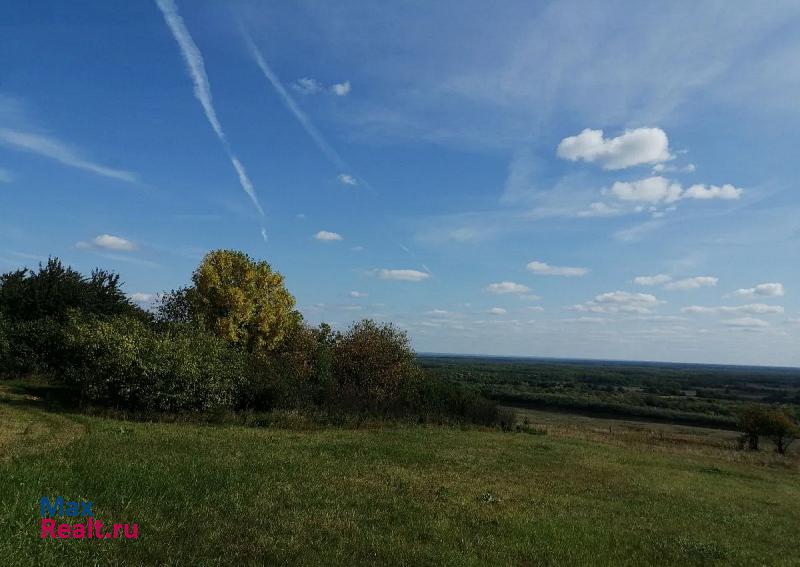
[1,0,799,366]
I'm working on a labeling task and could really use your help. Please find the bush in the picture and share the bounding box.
[332,320,419,410]
[59,314,252,413]
[0,312,10,372]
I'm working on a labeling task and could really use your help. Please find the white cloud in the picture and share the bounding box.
[338,173,358,186]
[314,230,343,242]
[349,291,368,298]
[732,282,785,298]
[526,306,545,312]
[377,269,430,281]
[332,81,351,96]
[557,127,671,170]
[610,176,743,204]
[634,274,672,286]
[485,281,531,294]
[156,0,264,216]
[77,234,137,252]
[576,202,623,218]
[292,78,323,95]
[527,260,588,277]
[611,176,683,204]
[0,128,136,183]
[130,292,155,304]
[572,290,663,314]
[488,307,507,315]
[723,317,770,328]
[683,183,742,200]
[682,304,784,316]
[663,276,718,291]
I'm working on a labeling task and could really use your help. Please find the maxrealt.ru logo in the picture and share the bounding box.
[40,497,138,540]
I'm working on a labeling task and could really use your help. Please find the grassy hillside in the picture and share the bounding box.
[1,383,799,566]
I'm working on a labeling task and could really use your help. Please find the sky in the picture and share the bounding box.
[1,0,799,367]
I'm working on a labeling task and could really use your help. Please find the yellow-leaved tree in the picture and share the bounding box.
[191,250,301,354]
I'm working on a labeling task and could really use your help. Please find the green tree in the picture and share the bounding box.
[191,250,300,353]
[0,258,143,322]
[333,319,419,409]
[738,405,799,454]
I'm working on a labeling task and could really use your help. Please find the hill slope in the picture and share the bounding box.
[1,386,799,566]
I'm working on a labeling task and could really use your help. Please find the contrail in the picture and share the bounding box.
[239,24,353,177]
[155,0,264,217]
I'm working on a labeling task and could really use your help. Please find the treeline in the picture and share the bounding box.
[0,252,508,427]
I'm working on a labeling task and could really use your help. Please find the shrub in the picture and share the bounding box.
[332,320,419,410]
[59,314,251,412]
[0,312,9,372]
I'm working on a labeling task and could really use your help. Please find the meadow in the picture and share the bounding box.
[2,381,799,566]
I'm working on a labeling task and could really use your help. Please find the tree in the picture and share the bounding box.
[333,319,419,409]
[738,405,799,454]
[0,258,143,322]
[155,287,195,324]
[763,409,798,455]
[191,250,300,353]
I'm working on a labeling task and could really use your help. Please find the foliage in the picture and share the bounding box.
[0,258,144,322]
[332,320,420,410]
[154,287,195,324]
[190,250,301,354]
[0,312,9,370]
[59,314,250,412]
[737,405,799,454]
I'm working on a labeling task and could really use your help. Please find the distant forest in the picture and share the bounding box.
[420,356,800,429]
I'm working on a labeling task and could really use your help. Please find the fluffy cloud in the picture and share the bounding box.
[634,274,672,286]
[488,307,507,315]
[331,81,351,96]
[571,291,663,314]
[683,184,742,200]
[377,269,430,281]
[557,127,671,170]
[338,173,357,186]
[663,276,718,291]
[129,292,154,305]
[485,281,531,294]
[527,261,588,277]
[611,176,683,204]
[314,230,343,242]
[732,282,785,298]
[682,304,784,315]
[77,234,137,252]
[610,176,743,204]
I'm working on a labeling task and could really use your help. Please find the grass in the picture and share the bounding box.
[1,381,799,566]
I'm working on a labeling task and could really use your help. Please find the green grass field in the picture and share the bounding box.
[2,382,799,566]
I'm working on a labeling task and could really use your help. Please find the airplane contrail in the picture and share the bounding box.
[239,24,355,179]
[155,0,265,218]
